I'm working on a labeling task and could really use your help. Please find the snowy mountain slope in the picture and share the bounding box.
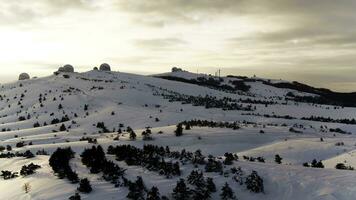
[0,69,356,200]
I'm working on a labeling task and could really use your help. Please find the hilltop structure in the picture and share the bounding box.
[18,73,30,80]
[99,63,111,71]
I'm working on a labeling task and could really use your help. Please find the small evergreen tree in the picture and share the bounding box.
[220,183,235,200]
[33,122,40,128]
[127,182,145,200]
[185,124,191,130]
[205,158,223,173]
[191,187,210,200]
[275,154,282,164]
[69,193,81,200]
[206,177,216,193]
[146,186,161,200]
[223,153,234,165]
[315,160,324,168]
[129,130,137,140]
[77,178,92,193]
[172,179,190,200]
[245,171,264,193]
[60,124,67,131]
[23,150,35,158]
[135,176,146,191]
[335,163,347,170]
[231,167,244,185]
[142,128,153,140]
[67,170,79,183]
[311,159,318,167]
[173,162,181,176]
[187,170,205,187]
[175,124,183,137]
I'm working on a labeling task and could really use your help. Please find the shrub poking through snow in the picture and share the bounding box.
[20,163,41,177]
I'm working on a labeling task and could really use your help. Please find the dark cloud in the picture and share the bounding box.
[119,0,356,46]
[116,0,356,23]
[0,0,91,25]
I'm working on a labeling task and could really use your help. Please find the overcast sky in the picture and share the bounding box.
[1,0,356,91]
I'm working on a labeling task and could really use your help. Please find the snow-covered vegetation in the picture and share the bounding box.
[1,68,356,200]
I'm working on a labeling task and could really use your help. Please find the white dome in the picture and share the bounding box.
[99,63,111,71]
[58,64,74,73]
[19,73,30,80]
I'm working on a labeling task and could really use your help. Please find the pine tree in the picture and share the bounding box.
[69,193,81,200]
[77,178,92,193]
[231,167,244,185]
[275,154,282,164]
[220,183,235,200]
[185,124,191,130]
[130,130,137,140]
[127,182,145,200]
[192,150,205,165]
[135,176,146,192]
[142,128,153,140]
[60,124,67,131]
[315,160,324,168]
[172,179,190,200]
[175,124,183,137]
[245,171,264,193]
[206,177,216,193]
[187,170,205,187]
[23,150,35,158]
[311,159,318,167]
[146,186,161,200]
[223,153,234,165]
[173,162,181,176]
[191,187,210,200]
[67,170,79,183]
[306,159,324,168]
[205,158,222,173]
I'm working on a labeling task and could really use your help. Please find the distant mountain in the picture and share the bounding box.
[155,70,356,107]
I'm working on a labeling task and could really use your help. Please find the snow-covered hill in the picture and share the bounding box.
[1,69,356,200]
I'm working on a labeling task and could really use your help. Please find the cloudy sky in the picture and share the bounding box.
[1,0,356,91]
